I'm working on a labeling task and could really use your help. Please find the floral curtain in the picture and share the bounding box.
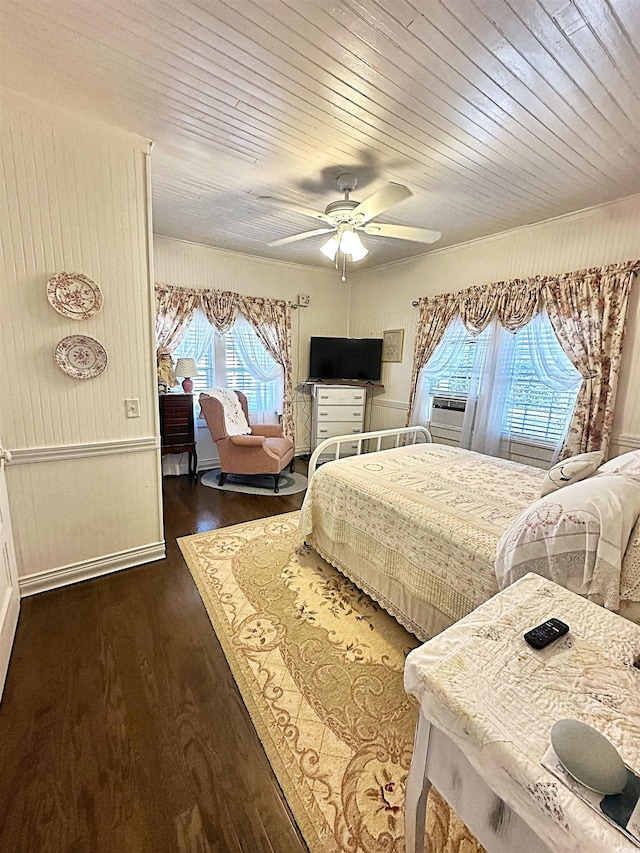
[155,284,202,354]
[458,284,498,335]
[497,279,541,332]
[155,284,294,441]
[407,294,458,423]
[238,295,294,440]
[407,260,639,457]
[543,262,636,458]
[200,290,238,333]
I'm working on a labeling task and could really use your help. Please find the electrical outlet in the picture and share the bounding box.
[125,398,140,418]
[297,293,310,307]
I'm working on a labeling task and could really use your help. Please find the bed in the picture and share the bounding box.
[299,433,640,641]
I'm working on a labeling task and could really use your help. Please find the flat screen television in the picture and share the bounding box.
[309,337,383,382]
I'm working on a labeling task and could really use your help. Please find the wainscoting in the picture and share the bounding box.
[7,437,164,594]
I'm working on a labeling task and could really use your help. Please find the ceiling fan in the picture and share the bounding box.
[260,174,441,279]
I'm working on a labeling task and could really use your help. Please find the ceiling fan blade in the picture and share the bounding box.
[258,196,333,225]
[361,223,442,244]
[351,183,412,224]
[268,227,335,248]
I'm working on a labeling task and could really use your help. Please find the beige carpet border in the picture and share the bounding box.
[178,511,322,851]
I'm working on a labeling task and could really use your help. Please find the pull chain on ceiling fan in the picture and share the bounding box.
[260,174,441,280]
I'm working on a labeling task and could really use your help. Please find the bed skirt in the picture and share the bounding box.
[309,526,458,642]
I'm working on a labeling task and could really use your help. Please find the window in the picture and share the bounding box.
[430,335,486,398]
[501,320,581,445]
[419,312,581,452]
[173,310,283,416]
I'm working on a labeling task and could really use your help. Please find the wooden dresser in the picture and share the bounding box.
[311,384,367,460]
[159,393,197,478]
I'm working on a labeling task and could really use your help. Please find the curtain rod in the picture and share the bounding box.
[412,300,419,307]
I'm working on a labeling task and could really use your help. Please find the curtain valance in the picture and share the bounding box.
[155,284,294,440]
[408,260,639,459]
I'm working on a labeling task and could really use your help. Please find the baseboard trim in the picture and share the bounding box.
[10,436,159,465]
[19,541,166,597]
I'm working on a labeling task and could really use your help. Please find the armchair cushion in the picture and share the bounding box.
[262,437,294,461]
[229,434,266,447]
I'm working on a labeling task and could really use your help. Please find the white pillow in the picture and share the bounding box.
[597,449,640,475]
[540,450,604,497]
[495,473,640,611]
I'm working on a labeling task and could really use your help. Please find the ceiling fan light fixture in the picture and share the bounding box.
[339,228,368,261]
[320,234,339,260]
[266,177,435,277]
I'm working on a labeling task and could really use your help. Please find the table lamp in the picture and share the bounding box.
[174,358,199,393]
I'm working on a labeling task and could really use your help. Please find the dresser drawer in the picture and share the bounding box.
[316,404,364,422]
[162,411,191,427]
[316,422,364,441]
[316,387,366,405]
[162,424,192,441]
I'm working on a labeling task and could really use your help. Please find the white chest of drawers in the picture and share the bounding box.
[312,384,367,457]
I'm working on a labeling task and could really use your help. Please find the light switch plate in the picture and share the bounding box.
[125,398,140,418]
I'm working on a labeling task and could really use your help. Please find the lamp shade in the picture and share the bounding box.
[174,357,199,394]
[320,234,339,260]
[174,358,198,378]
[339,229,368,261]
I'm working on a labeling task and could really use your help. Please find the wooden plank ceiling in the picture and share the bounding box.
[1,0,639,271]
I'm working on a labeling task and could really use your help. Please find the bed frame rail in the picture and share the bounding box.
[308,426,432,474]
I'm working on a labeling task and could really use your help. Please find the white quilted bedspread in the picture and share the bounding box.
[300,443,545,624]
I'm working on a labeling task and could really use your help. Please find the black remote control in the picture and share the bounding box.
[523,618,569,649]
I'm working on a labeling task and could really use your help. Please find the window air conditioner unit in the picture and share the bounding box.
[429,395,467,445]
[432,395,467,414]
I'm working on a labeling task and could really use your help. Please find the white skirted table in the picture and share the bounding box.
[404,573,640,853]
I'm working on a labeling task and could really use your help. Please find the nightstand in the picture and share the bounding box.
[404,573,640,853]
[159,393,197,478]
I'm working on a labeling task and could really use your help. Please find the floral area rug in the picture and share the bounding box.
[178,510,485,853]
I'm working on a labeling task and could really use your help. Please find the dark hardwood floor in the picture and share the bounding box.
[0,463,310,853]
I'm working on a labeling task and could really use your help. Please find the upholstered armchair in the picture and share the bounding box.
[199,391,295,493]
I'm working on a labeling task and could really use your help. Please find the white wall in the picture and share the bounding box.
[0,93,164,593]
[153,236,350,467]
[349,194,640,457]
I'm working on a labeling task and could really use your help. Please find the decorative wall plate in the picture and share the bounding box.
[54,335,108,379]
[47,272,104,319]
